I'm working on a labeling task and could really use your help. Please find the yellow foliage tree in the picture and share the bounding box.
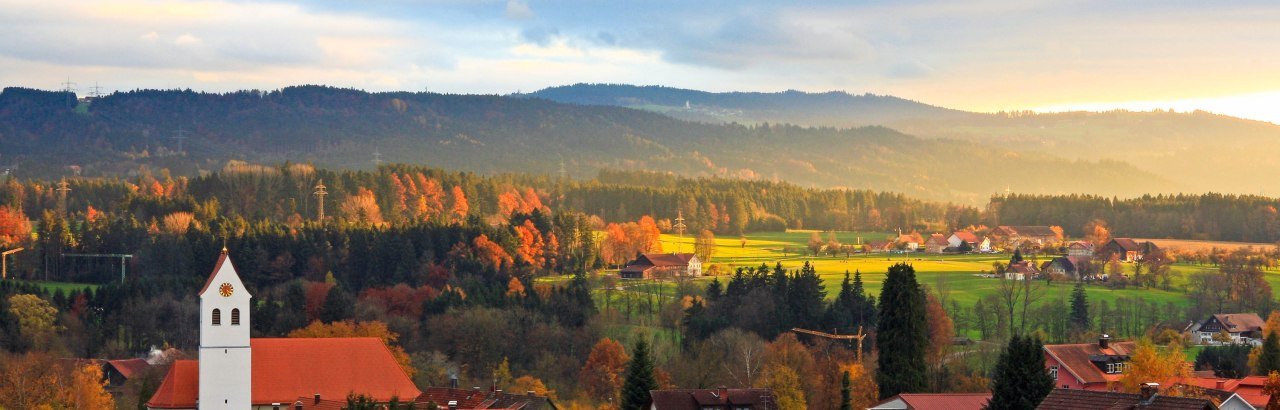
[1118,339,1190,393]
[8,294,59,346]
[765,364,807,410]
[63,362,114,409]
[287,320,415,377]
[512,375,557,400]
[838,363,879,410]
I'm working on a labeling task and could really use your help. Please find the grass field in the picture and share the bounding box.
[566,230,1280,309]
[1138,238,1277,252]
[9,279,99,294]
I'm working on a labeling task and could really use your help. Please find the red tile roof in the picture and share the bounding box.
[1211,313,1265,333]
[106,358,151,379]
[148,360,199,409]
[648,388,775,410]
[147,338,420,408]
[1036,388,1215,410]
[1043,341,1137,386]
[925,234,949,246]
[873,393,992,410]
[198,252,230,296]
[997,226,1059,238]
[414,387,553,409]
[952,231,980,243]
[637,253,695,267]
[1183,376,1270,407]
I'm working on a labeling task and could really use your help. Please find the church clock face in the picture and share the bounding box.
[218,282,234,297]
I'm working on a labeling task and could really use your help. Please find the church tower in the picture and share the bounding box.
[198,249,252,408]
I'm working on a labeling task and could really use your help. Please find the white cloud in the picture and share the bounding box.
[504,0,533,20]
[140,31,159,41]
[173,33,201,46]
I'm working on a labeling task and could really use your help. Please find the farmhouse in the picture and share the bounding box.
[993,225,1061,249]
[1195,313,1265,346]
[146,251,421,409]
[620,253,701,280]
[1099,238,1161,262]
[1042,256,1094,280]
[1067,241,1095,257]
[924,234,949,254]
[1006,261,1041,280]
[947,231,991,253]
[1036,385,1217,410]
[1043,336,1136,390]
[866,240,894,253]
[896,231,924,251]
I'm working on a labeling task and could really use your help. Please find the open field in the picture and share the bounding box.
[1137,238,1277,252]
[553,230,1280,310]
[9,279,100,294]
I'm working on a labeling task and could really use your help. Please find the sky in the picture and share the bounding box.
[2,0,1279,123]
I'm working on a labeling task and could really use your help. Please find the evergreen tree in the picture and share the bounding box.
[840,370,853,410]
[1069,281,1089,331]
[1259,330,1280,375]
[1010,248,1024,265]
[620,336,658,410]
[787,262,826,330]
[987,335,1054,410]
[876,263,927,399]
[320,285,354,323]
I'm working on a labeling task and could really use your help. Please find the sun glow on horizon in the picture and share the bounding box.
[1030,90,1280,125]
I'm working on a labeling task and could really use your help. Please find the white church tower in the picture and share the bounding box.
[198,249,252,409]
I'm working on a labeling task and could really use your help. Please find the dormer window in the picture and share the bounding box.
[212,308,222,325]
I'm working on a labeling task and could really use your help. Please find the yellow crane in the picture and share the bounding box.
[791,326,867,362]
[1,247,23,280]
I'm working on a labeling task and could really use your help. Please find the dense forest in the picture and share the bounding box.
[990,193,1280,243]
[0,85,1169,204]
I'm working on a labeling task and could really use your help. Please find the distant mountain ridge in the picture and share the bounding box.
[0,85,1175,204]
[521,83,978,126]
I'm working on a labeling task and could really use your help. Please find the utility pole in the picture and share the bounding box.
[372,149,384,167]
[56,179,71,217]
[314,179,328,222]
[172,127,190,153]
[88,82,104,99]
[1,248,24,280]
[673,210,687,254]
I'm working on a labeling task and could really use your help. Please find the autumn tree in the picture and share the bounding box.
[986,334,1053,410]
[694,229,716,263]
[0,205,31,247]
[876,263,927,399]
[1119,338,1190,393]
[0,353,114,409]
[580,338,629,403]
[340,187,385,226]
[8,294,58,347]
[925,293,955,391]
[448,186,469,223]
[512,375,556,400]
[1083,219,1110,246]
[766,364,807,410]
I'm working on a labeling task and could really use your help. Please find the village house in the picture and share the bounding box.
[1182,377,1271,409]
[1194,313,1266,346]
[1006,261,1041,280]
[1044,336,1136,390]
[1067,241,1095,257]
[869,393,993,410]
[415,386,555,409]
[993,225,1061,250]
[896,230,924,251]
[924,233,949,254]
[866,240,894,253]
[1036,384,1218,410]
[1099,238,1161,262]
[1042,256,1094,280]
[619,253,701,280]
[647,387,776,409]
[947,231,992,253]
[147,251,423,409]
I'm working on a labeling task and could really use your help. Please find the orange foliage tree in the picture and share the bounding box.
[514,220,546,267]
[448,186,469,223]
[0,352,114,409]
[579,338,629,403]
[0,206,30,247]
[287,320,416,377]
[340,187,385,226]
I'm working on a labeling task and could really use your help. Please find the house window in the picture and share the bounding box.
[1107,363,1116,374]
[231,308,240,325]
[212,308,221,325]
[1049,365,1058,380]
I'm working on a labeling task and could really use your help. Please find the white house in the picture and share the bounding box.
[947,231,991,252]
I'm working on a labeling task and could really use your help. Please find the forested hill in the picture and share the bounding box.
[521,83,977,125]
[0,85,1172,204]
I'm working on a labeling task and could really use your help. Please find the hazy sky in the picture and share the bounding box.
[3,0,1279,123]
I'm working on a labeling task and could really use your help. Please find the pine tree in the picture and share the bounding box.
[620,337,658,410]
[1260,330,1280,375]
[1069,281,1089,331]
[319,285,353,323]
[1010,248,1024,265]
[876,263,927,399]
[840,370,853,410]
[987,335,1054,410]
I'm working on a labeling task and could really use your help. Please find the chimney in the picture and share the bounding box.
[294,400,303,410]
[718,386,728,401]
[1140,383,1159,402]
[1216,380,1226,390]
[1099,334,1110,349]
[527,391,536,396]
[450,376,459,389]
[313,394,321,405]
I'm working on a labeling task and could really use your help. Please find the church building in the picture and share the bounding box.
[147,251,420,409]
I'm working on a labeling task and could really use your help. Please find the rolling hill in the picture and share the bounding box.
[0,85,1173,204]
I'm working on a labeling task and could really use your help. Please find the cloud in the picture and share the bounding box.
[520,27,559,47]
[173,34,202,46]
[504,0,533,20]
